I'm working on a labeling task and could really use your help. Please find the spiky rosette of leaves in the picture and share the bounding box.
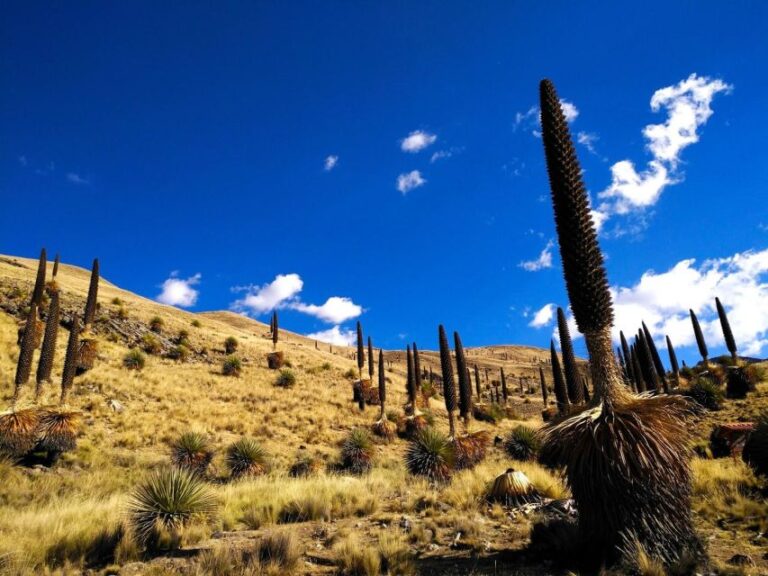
[35,409,80,453]
[557,307,584,404]
[549,340,570,414]
[438,325,457,437]
[31,248,47,308]
[539,395,700,565]
[689,309,708,366]
[486,468,542,507]
[222,355,242,377]
[226,437,271,478]
[715,297,738,362]
[128,467,217,548]
[684,376,723,411]
[504,425,541,461]
[454,332,472,423]
[171,432,214,476]
[224,336,238,355]
[13,303,38,403]
[36,291,60,388]
[405,427,455,483]
[371,416,396,442]
[83,258,99,326]
[59,313,79,404]
[341,428,374,474]
[0,408,41,457]
[540,81,612,336]
[742,413,768,477]
[124,348,146,371]
[453,430,490,470]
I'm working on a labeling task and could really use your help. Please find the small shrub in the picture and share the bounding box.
[167,344,190,362]
[343,368,357,380]
[171,432,214,476]
[149,316,164,333]
[274,369,296,388]
[745,363,768,387]
[141,333,162,355]
[504,425,540,461]
[743,414,768,477]
[341,428,374,474]
[127,467,217,549]
[191,319,202,328]
[111,297,123,305]
[289,453,323,478]
[686,376,724,410]
[453,430,490,470]
[224,336,239,355]
[176,329,191,346]
[253,530,301,571]
[117,306,128,320]
[726,367,752,399]
[123,349,146,371]
[405,427,455,482]
[333,534,381,576]
[227,438,270,478]
[222,355,242,377]
[321,362,332,371]
[473,403,506,424]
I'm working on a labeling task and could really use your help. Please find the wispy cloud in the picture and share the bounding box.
[594,74,732,231]
[519,240,554,272]
[577,131,600,155]
[66,172,90,185]
[397,170,426,194]
[430,146,463,163]
[400,130,437,153]
[306,325,357,346]
[157,273,201,308]
[529,303,554,328]
[324,155,338,171]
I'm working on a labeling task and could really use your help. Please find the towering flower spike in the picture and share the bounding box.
[689,309,709,366]
[715,297,738,362]
[52,253,60,278]
[13,303,38,404]
[540,80,613,335]
[642,322,669,393]
[666,336,680,381]
[83,258,99,327]
[438,325,457,437]
[500,367,509,402]
[557,307,584,404]
[412,343,421,394]
[356,321,364,377]
[549,339,570,414]
[539,365,548,405]
[61,314,80,404]
[630,344,647,392]
[636,330,660,392]
[272,311,279,350]
[367,337,374,381]
[36,290,60,391]
[620,331,634,387]
[406,345,416,407]
[31,248,47,308]
[474,364,481,398]
[454,331,472,423]
[378,349,386,418]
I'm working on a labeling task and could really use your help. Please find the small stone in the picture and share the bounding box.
[727,554,754,567]
[107,399,125,413]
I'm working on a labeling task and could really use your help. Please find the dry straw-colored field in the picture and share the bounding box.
[0,254,766,575]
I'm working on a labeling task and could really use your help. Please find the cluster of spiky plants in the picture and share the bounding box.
[486,468,542,507]
[224,336,238,355]
[124,348,147,371]
[504,425,540,461]
[686,375,724,411]
[227,437,271,478]
[127,467,217,549]
[405,427,455,483]
[538,78,700,567]
[742,413,768,477]
[171,432,214,476]
[340,428,374,474]
[222,355,242,377]
[274,368,296,388]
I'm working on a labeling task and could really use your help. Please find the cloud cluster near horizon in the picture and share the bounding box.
[157,272,201,308]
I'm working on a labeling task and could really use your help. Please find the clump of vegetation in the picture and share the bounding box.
[222,355,242,377]
[191,319,202,328]
[341,428,374,474]
[504,425,541,461]
[170,432,214,476]
[486,468,542,507]
[686,376,724,411]
[742,414,768,477]
[226,438,270,478]
[123,349,146,371]
[253,530,301,572]
[473,402,506,424]
[35,410,81,465]
[725,367,752,399]
[176,329,191,347]
[167,344,190,362]
[343,367,357,380]
[289,453,323,478]
[0,408,41,457]
[149,316,164,333]
[453,430,490,470]
[274,368,296,388]
[405,427,455,482]
[224,336,238,355]
[141,333,162,355]
[127,467,217,549]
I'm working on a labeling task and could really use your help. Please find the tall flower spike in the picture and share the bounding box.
[549,339,570,414]
[378,349,386,419]
[412,343,421,394]
[666,335,680,386]
[454,331,472,424]
[715,297,738,363]
[557,307,584,404]
[539,365,548,406]
[356,321,364,377]
[36,290,60,392]
[642,322,669,393]
[438,325,457,437]
[61,314,80,404]
[83,258,99,326]
[13,303,38,405]
[31,248,47,308]
[689,309,709,366]
[367,337,374,381]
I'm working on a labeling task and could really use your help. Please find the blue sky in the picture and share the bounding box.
[2,2,768,362]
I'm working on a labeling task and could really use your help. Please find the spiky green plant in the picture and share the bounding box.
[31,248,47,308]
[149,316,164,333]
[454,331,472,426]
[227,437,270,478]
[171,432,214,476]
[13,303,38,405]
[438,325,457,438]
[715,297,738,363]
[36,290,60,389]
[557,307,583,404]
[341,428,374,474]
[274,368,296,388]
[504,425,540,461]
[405,427,455,482]
[123,348,146,371]
[222,355,242,377]
[128,467,217,548]
[666,336,680,386]
[685,376,723,410]
[487,468,542,507]
[356,321,364,378]
[642,322,668,393]
[742,413,768,477]
[60,313,80,404]
[538,78,698,566]
[549,340,570,414]
[689,309,708,367]
[224,336,238,355]
[83,258,99,327]
[271,311,279,350]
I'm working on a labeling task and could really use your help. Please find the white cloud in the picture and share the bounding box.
[397,170,426,194]
[560,100,579,123]
[232,273,304,314]
[157,273,201,308]
[306,325,357,346]
[324,155,338,171]
[597,74,731,228]
[519,240,554,272]
[400,130,437,153]
[430,146,463,163]
[529,303,554,328]
[514,99,578,136]
[66,172,89,185]
[611,248,768,357]
[291,296,362,324]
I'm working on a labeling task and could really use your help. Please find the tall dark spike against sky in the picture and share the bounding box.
[31,248,47,308]
[367,336,374,380]
[61,313,80,404]
[557,306,584,404]
[715,297,738,361]
[630,344,646,392]
[378,349,386,417]
[438,325,456,415]
[412,343,421,390]
[52,253,60,278]
[539,366,548,406]
[474,364,481,398]
[83,258,99,326]
[453,331,472,420]
[356,321,364,375]
[689,309,709,364]
[642,321,669,393]
[405,344,415,405]
[549,339,569,413]
[272,311,279,349]
[666,335,680,377]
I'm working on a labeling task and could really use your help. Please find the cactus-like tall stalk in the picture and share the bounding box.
[378,349,386,420]
[405,345,416,409]
[689,309,709,367]
[83,258,99,327]
[715,297,738,363]
[367,337,374,381]
[454,332,472,426]
[438,325,457,438]
[61,314,80,404]
[500,367,509,403]
[619,331,635,388]
[539,365,548,406]
[52,253,60,278]
[412,343,421,393]
[538,79,698,566]
[474,364,481,399]
[642,322,669,393]
[356,321,364,378]
[13,303,38,405]
[31,248,47,308]
[36,290,60,393]
[549,340,570,414]
[272,311,279,350]
[630,344,646,393]
[666,335,680,387]
[636,330,660,393]
[557,307,584,404]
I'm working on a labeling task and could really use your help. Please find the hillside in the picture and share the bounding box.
[1,254,767,575]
